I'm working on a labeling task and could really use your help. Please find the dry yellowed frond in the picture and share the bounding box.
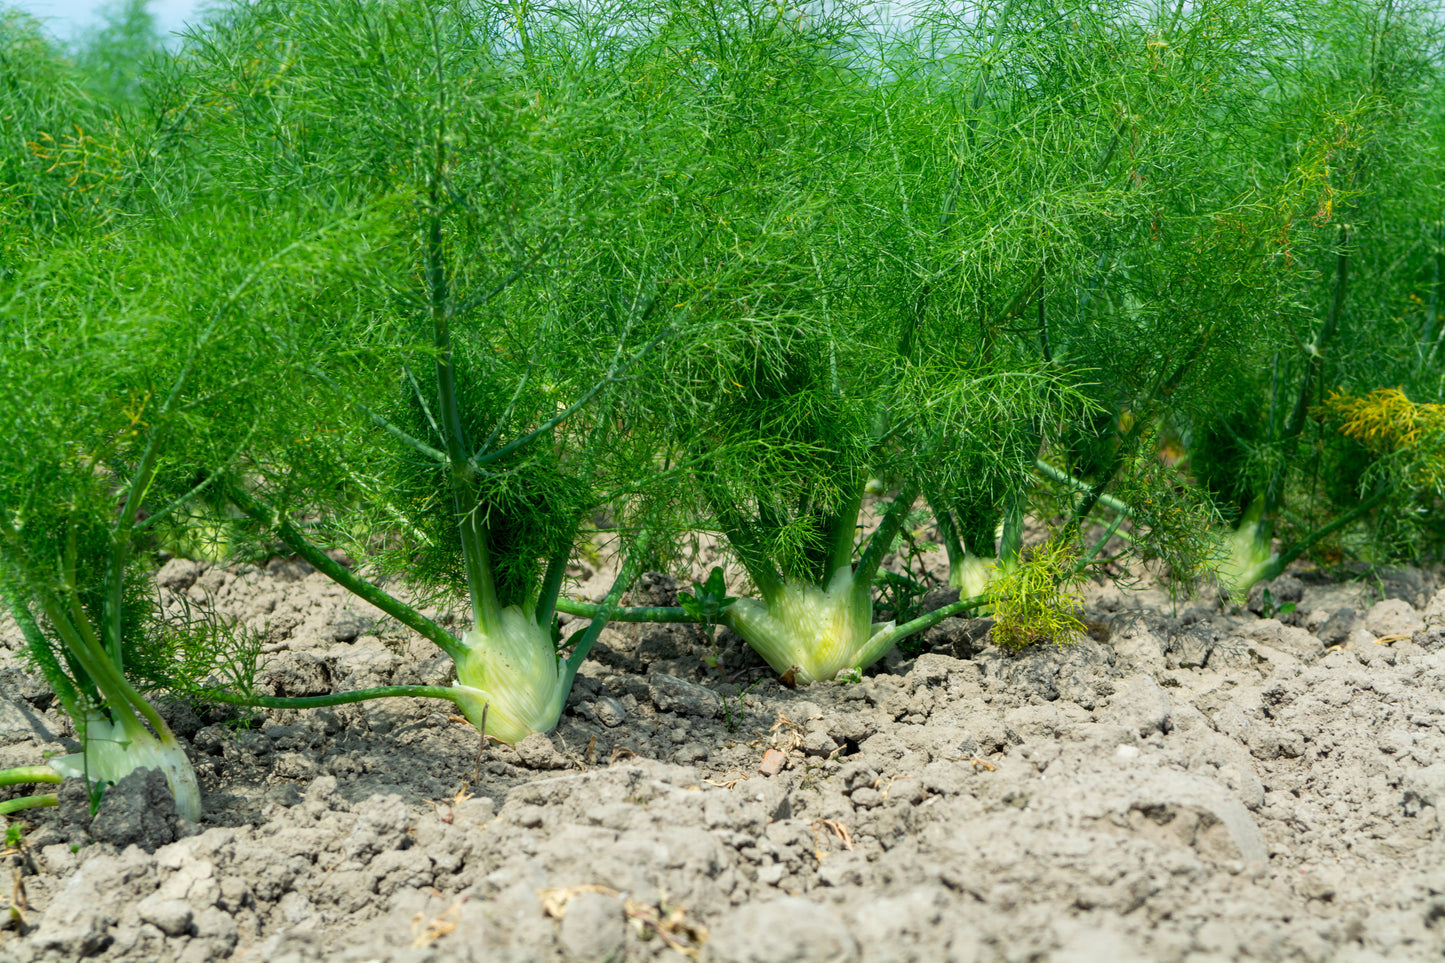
[1322,388,1445,451]
[1320,388,1445,490]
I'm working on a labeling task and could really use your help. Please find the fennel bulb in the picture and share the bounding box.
[451,606,570,745]
[948,552,998,601]
[726,567,895,685]
[1216,501,1276,600]
[49,712,202,821]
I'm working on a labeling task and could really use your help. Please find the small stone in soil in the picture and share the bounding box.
[650,673,723,718]
[1316,607,1356,645]
[1101,675,1173,737]
[514,732,568,770]
[136,896,193,937]
[803,729,838,757]
[593,695,627,728]
[758,748,786,776]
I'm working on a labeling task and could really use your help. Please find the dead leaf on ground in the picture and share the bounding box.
[540,886,708,958]
[703,770,750,790]
[810,818,854,854]
[412,896,468,947]
[540,884,621,919]
[624,894,709,959]
[768,713,804,754]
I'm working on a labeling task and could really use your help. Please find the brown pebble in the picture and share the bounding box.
[758,748,786,776]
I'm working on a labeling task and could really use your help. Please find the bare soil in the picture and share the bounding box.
[0,546,1443,963]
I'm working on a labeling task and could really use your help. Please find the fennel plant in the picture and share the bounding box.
[170,0,766,743]
[0,201,361,818]
[1186,0,1445,594]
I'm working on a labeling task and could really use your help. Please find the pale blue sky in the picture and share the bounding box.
[8,0,207,40]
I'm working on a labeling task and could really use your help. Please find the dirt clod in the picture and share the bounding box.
[89,768,178,853]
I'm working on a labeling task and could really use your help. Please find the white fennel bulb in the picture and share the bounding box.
[49,712,202,821]
[726,567,895,685]
[451,606,570,745]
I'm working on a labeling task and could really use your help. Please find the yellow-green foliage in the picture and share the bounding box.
[987,537,1086,651]
[1320,388,1445,490]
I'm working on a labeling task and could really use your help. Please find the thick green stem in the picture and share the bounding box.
[105,438,162,670]
[0,794,58,815]
[201,684,468,711]
[420,109,501,638]
[534,540,572,630]
[855,482,920,587]
[0,766,62,788]
[998,491,1024,568]
[458,510,502,635]
[822,484,865,578]
[38,595,151,738]
[929,497,967,577]
[553,600,699,623]
[0,581,81,721]
[226,485,464,664]
[865,593,991,654]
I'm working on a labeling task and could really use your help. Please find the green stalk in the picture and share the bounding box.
[998,490,1023,569]
[1034,459,1135,518]
[930,497,967,579]
[2,477,161,737]
[553,599,699,623]
[1074,509,1127,573]
[854,481,920,587]
[862,592,991,656]
[821,483,865,578]
[0,766,63,788]
[0,571,82,721]
[420,91,501,639]
[38,595,150,738]
[1423,219,1443,366]
[226,484,464,663]
[1268,226,1351,516]
[458,510,502,635]
[201,684,470,711]
[1260,484,1390,582]
[105,434,162,670]
[0,794,58,815]
[533,539,572,630]
[1066,414,1147,529]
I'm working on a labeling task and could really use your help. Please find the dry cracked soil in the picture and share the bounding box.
[0,546,1442,963]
